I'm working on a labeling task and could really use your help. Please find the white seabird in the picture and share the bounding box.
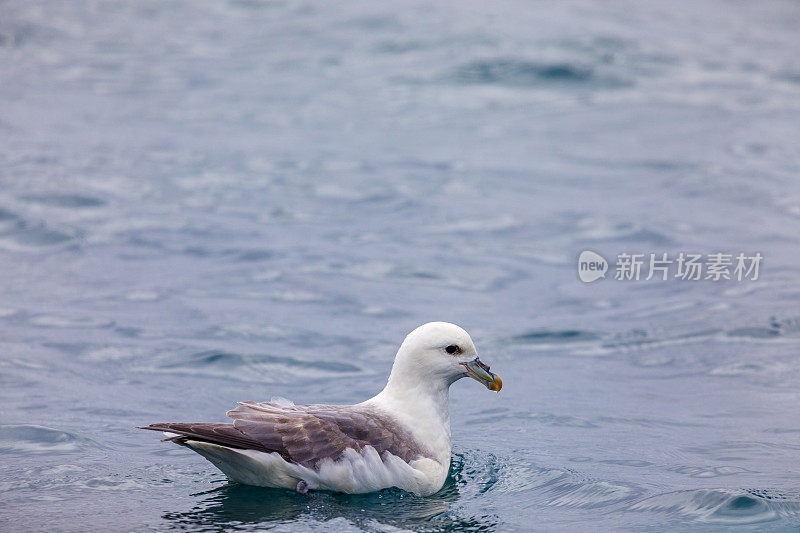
[140,322,502,497]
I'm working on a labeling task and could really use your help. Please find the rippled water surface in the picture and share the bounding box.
[2,1,800,531]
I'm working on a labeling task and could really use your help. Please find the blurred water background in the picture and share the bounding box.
[2,0,800,530]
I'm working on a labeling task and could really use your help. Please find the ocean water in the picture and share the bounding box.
[2,0,800,530]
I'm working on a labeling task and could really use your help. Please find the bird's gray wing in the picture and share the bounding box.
[140,401,429,468]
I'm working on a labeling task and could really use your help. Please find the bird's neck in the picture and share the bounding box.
[367,372,452,464]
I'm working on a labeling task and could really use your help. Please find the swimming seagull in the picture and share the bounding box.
[140,322,502,497]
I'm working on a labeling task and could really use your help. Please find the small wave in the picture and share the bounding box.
[727,326,781,339]
[21,193,106,208]
[449,450,504,497]
[432,214,519,234]
[666,465,750,478]
[629,489,779,525]
[72,475,146,492]
[269,290,328,303]
[449,57,629,90]
[599,459,653,468]
[515,412,598,429]
[0,206,19,223]
[0,220,80,251]
[0,425,99,455]
[30,314,114,328]
[144,350,362,382]
[709,360,790,381]
[570,216,672,244]
[453,451,577,498]
[603,327,720,352]
[124,290,160,301]
[359,305,410,319]
[235,249,273,262]
[548,479,642,509]
[454,58,594,86]
[511,329,599,344]
[372,39,426,55]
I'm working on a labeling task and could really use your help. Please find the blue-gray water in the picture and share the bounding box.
[2,1,800,531]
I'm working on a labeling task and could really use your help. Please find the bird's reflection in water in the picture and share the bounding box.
[163,455,498,531]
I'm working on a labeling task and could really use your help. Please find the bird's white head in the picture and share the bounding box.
[385,322,502,393]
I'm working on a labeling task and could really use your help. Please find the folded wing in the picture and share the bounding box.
[140,401,429,468]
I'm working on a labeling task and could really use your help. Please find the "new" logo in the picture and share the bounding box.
[578,250,608,283]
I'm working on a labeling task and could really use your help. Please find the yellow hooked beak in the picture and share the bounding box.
[461,358,502,392]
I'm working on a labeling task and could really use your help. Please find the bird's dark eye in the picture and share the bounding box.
[445,345,460,355]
